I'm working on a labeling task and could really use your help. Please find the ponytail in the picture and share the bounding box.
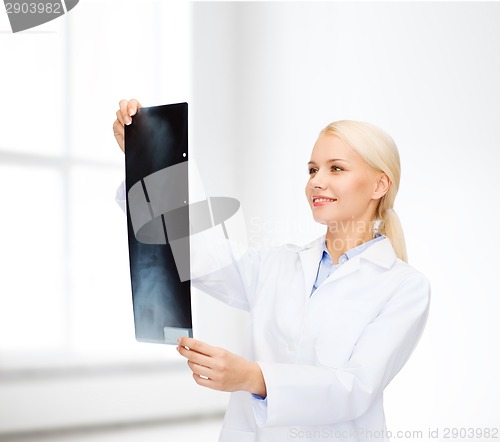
[321,120,409,263]
[377,208,408,263]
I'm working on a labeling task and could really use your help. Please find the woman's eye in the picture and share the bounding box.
[308,168,318,175]
[331,166,343,172]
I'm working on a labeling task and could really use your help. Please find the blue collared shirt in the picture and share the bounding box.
[311,234,385,295]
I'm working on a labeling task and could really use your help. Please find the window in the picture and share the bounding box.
[0,0,192,369]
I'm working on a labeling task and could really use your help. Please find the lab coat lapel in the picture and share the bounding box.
[325,256,361,284]
[298,236,326,299]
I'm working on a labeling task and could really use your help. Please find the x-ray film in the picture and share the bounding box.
[125,102,192,345]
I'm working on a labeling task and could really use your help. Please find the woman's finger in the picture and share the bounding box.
[178,337,217,357]
[192,372,212,388]
[177,344,213,368]
[115,109,124,125]
[187,360,213,379]
[128,99,142,117]
[119,99,132,125]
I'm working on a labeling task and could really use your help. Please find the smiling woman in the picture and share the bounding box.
[180,120,427,442]
[114,99,430,442]
[307,121,407,264]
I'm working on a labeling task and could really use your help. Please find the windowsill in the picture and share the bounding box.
[0,357,227,435]
[0,358,185,381]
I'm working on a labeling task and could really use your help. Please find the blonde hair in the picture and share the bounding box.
[320,120,408,262]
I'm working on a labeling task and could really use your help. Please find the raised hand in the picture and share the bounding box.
[112,98,142,152]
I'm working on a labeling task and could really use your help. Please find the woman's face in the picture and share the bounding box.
[305,133,388,230]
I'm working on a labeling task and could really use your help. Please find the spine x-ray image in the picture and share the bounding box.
[125,102,192,345]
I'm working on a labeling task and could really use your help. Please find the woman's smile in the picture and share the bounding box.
[312,195,338,207]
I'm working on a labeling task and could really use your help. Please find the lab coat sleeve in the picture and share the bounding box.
[252,272,431,428]
[115,181,127,213]
[189,226,260,312]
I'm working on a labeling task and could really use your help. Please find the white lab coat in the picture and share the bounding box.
[116,184,430,441]
[190,229,430,442]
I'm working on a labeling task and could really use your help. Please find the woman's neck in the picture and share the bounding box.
[325,221,375,265]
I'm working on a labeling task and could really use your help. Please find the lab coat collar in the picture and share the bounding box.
[298,235,397,297]
[358,235,397,268]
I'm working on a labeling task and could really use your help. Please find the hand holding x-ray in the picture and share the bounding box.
[113,98,143,152]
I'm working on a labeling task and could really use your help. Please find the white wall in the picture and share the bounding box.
[191,1,500,438]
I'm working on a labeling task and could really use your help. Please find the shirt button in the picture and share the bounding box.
[339,255,348,265]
